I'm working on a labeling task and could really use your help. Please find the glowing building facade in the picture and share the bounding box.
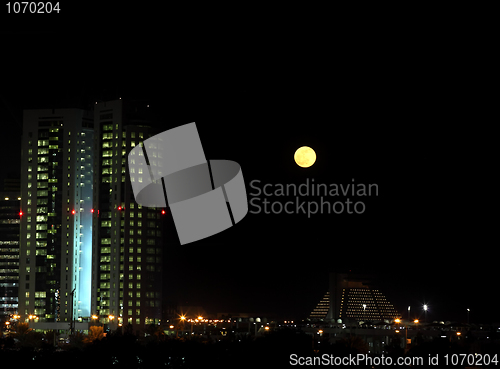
[310,273,399,322]
[91,99,164,329]
[18,109,94,322]
[0,193,20,319]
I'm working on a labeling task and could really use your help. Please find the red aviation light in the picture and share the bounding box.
[19,211,23,217]
[71,210,76,215]
[161,210,166,215]
[118,206,122,210]
[91,209,94,213]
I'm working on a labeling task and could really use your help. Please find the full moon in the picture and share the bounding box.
[294,146,316,168]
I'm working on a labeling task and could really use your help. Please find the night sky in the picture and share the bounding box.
[1,21,495,324]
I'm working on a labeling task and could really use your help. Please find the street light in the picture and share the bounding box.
[423,304,428,322]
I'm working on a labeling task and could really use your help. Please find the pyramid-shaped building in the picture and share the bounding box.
[309,273,399,322]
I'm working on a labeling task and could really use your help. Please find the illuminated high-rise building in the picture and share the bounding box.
[18,109,94,323]
[91,99,164,329]
[0,192,21,319]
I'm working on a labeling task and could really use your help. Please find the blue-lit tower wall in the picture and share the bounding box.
[75,127,94,318]
[19,109,94,323]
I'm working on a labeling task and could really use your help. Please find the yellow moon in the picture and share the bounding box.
[294,146,316,168]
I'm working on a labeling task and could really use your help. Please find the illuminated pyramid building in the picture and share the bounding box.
[309,292,330,320]
[309,273,399,322]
